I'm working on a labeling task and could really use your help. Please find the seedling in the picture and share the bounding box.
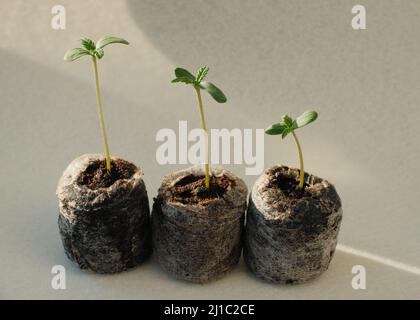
[171,66,227,189]
[64,36,129,173]
[265,111,318,190]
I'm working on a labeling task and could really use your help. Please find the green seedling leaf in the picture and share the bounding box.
[175,68,196,81]
[282,129,292,139]
[81,38,96,51]
[295,110,318,128]
[171,76,195,84]
[265,123,285,135]
[281,115,294,127]
[96,36,129,49]
[196,66,209,83]
[271,114,296,138]
[200,81,227,103]
[94,48,104,59]
[64,36,129,62]
[172,66,227,103]
[64,48,90,61]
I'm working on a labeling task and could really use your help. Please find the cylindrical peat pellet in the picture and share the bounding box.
[244,165,342,284]
[56,154,152,273]
[152,166,248,283]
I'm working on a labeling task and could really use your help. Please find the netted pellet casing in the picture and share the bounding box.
[244,165,342,284]
[152,166,248,283]
[56,154,152,273]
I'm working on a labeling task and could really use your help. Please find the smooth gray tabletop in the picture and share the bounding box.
[1,0,419,299]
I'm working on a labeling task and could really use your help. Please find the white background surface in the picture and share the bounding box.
[0,0,419,299]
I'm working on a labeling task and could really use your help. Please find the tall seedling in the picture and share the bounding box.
[64,36,129,173]
[172,66,227,189]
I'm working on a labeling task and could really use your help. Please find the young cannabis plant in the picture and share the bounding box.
[265,111,318,190]
[172,66,227,189]
[64,36,129,173]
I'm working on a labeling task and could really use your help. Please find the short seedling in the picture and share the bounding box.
[171,66,227,189]
[64,36,129,173]
[265,111,318,190]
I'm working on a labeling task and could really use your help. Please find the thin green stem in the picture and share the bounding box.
[195,86,210,189]
[92,56,111,173]
[291,131,305,189]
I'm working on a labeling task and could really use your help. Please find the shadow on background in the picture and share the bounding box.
[125,0,349,103]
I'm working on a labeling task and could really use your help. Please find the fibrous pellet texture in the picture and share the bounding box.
[152,166,248,283]
[244,165,343,284]
[56,154,152,273]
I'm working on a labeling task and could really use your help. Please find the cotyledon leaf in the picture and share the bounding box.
[200,81,227,103]
[295,110,318,128]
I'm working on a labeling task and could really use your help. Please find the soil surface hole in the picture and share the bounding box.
[170,174,234,205]
[77,159,137,190]
[267,171,311,199]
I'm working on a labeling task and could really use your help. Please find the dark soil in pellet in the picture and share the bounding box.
[170,174,235,205]
[266,168,311,199]
[263,167,319,214]
[77,159,137,190]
